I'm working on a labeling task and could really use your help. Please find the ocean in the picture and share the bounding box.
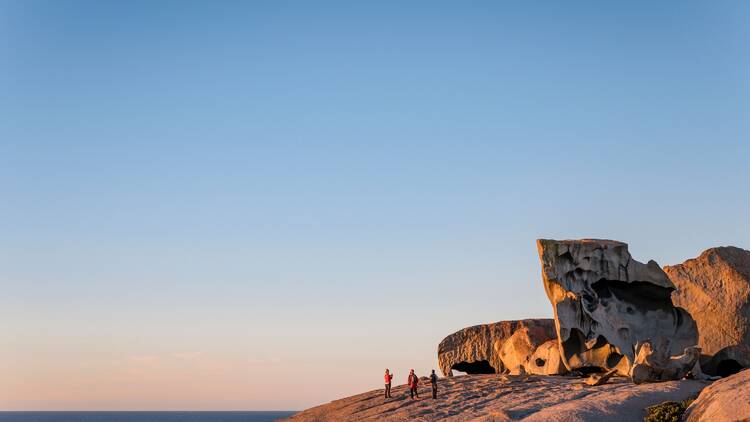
[0,412,297,422]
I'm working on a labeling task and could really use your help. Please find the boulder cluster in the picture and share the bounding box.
[437,239,750,385]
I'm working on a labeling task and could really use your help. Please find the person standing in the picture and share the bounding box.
[408,369,419,399]
[430,370,438,399]
[384,369,393,398]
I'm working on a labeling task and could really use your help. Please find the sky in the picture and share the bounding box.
[1,0,749,412]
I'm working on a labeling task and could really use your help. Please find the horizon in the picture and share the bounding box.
[2,0,749,412]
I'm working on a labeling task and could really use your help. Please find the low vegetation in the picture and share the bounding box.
[644,398,693,422]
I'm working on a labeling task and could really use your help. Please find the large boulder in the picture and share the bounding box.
[664,246,750,356]
[683,369,750,422]
[537,239,699,379]
[437,319,560,376]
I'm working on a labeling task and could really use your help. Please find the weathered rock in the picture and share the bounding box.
[665,246,750,356]
[701,344,750,377]
[499,323,560,375]
[629,340,701,384]
[437,319,558,376]
[286,374,708,421]
[683,369,750,422]
[537,239,699,379]
[584,368,618,386]
[526,339,568,376]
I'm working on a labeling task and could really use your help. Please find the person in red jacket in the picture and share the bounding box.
[408,369,419,399]
[384,369,393,398]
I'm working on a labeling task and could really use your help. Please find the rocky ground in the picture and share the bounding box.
[684,369,750,422]
[284,374,708,421]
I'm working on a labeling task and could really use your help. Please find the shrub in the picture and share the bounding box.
[644,399,694,422]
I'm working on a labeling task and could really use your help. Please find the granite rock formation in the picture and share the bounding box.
[584,368,618,386]
[684,369,750,422]
[701,344,750,377]
[526,339,568,376]
[629,340,701,384]
[285,374,708,421]
[437,319,560,376]
[664,246,750,356]
[537,239,699,379]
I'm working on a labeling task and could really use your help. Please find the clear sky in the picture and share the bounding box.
[1,0,749,411]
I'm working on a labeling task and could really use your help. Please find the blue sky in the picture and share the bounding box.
[1,0,749,410]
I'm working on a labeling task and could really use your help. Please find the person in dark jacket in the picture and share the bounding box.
[408,369,419,399]
[430,370,438,399]
[384,369,393,398]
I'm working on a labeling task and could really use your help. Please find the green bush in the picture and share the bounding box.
[644,399,694,422]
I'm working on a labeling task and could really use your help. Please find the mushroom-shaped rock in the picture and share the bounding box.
[437,319,556,376]
[665,246,750,356]
[537,239,699,378]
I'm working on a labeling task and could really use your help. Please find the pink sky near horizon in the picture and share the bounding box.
[0,334,467,411]
[1,310,488,410]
